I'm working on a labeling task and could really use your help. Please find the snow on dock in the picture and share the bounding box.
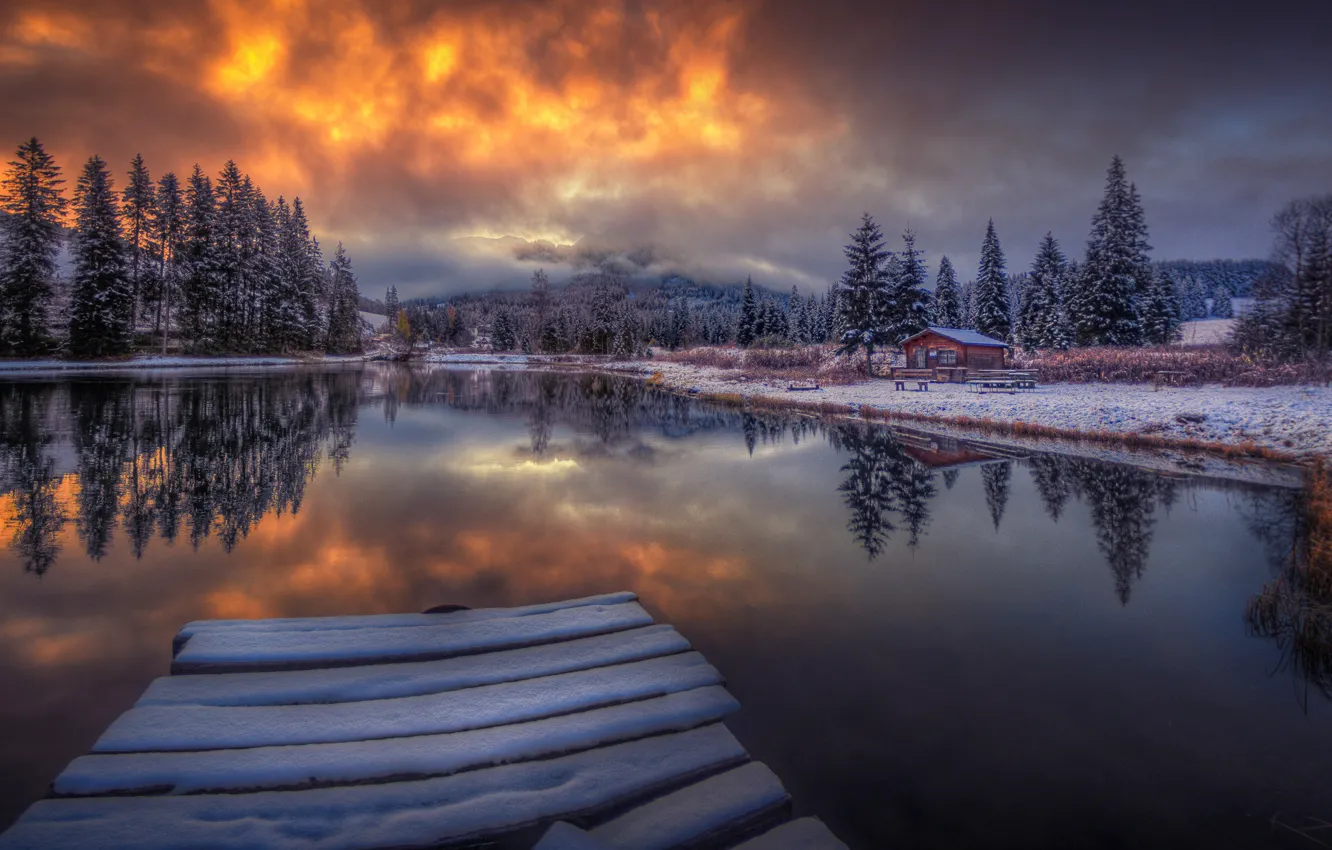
[0,591,846,850]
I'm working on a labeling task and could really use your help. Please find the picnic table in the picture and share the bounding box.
[970,370,1039,393]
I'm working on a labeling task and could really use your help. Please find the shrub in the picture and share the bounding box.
[1014,346,1330,386]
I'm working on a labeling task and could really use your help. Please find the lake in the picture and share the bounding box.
[0,365,1327,848]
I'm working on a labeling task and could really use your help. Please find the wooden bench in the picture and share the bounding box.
[0,592,847,850]
[894,379,930,392]
[968,379,1015,394]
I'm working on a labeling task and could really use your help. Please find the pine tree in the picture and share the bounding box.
[68,155,133,357]
[0,137,67,356]
[788,285,804,343]
[890,229,933,341]
[972,219,1011,341]
[531,268,551,351]
[325,242,362,353]
[1210,281,1234,318]
[179,165,221,350]
[932,255,963,328]
[1017,232,1071,350]
[835,213,894,374]
[1069,156,1146,346]
[121,154,155,334]
[384,285,400,332]
[737,276,757,346]
[1141,269,1182,344]
[150,172,183,352]
[289,198,324,349]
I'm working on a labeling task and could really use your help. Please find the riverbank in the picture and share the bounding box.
[602,359,1332,463]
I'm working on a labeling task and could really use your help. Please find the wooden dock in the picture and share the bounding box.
[0,592,846,850]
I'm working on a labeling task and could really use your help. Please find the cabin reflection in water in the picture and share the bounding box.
[0,365,1325,702]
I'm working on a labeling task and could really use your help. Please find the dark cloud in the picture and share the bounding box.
[1,0,1328,297]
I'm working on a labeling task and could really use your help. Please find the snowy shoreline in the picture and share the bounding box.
[600,359,1332,463]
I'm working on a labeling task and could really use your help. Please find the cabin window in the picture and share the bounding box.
[938,350,957,365]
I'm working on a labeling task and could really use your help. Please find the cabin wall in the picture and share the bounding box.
[901,334,1007,379]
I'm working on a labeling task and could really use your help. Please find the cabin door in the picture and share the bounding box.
[914,348,927,369]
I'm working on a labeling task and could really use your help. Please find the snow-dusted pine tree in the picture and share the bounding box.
[1210,281,1234,318]
[150,171,183,352]
[384,285,400,330]
[1141,269,1183,344]
[491,308,516,351]
[737,276,757,346]
[68,156,133,358]
[179,165,221,351]
[121,153,156,332]
[972,219,1011,341]
[325,242,362,353]
[0,137,67,356]
[1069,156,1146,345]
[932,255,963,328]
[835,213,894,374]
[1016,232,1070,350]
[890,229,933,341]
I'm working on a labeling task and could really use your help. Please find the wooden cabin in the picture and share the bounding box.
[897,327,1009,381]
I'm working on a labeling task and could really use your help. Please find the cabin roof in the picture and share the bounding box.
[900,327,1009,348]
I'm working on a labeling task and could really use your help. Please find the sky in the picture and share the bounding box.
[2,0,1329,298]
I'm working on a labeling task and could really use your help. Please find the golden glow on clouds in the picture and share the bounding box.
[5,1,805,197]
[195,0,769,165]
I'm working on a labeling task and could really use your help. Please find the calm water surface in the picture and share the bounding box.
[0,366,1328,848]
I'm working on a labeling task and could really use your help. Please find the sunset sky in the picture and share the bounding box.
[2,0,1329,297]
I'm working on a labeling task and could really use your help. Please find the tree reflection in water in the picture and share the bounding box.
[0,365,1313,663]
[1243,468,1332,707]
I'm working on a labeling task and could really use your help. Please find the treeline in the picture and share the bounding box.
[0,137,363,358]
[1234,194,1332,363]
[382,272,841,355]
[384,155,1288,360]
[834,156,1194,370]
[1157,258,1275,319]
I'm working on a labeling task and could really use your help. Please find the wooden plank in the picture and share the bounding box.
[55,686,740,797]
[173,591,637,650]
[588,762,790,850]
[731,819,850,850]
[144,625,688,707]
[95,652,723,752]
[171,601,654,674]
[0,725,750,850]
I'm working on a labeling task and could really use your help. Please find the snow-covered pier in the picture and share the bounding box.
[0,592,845,850]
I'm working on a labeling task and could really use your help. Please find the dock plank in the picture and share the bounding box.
[56,686,739,797]
[172,601,653,673]
[732,818,850,850]
[174,591,637,647]
[0,725,749,850]
[144,624,688,707]
[589,762,790,850]
[97,652,723,752]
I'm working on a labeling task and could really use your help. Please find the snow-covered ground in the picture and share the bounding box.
[613,360,1332,458]
[1178,318,1235,345]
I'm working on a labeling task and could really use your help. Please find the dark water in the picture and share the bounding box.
[0,366,1328,848]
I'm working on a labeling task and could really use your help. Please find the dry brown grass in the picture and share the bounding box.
[660,345,872,385]
[1015,346,1331,387]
